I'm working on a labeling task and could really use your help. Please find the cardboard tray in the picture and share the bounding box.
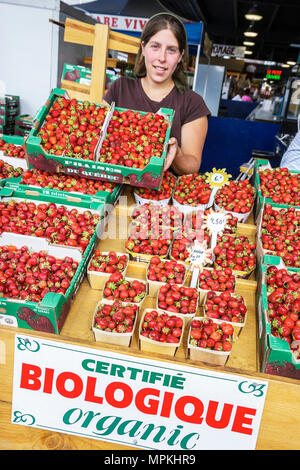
[138,308,184,357]
[25,88,174,190]
[187,317,233,366]
[92,299,139,346]
[0,232,85,334]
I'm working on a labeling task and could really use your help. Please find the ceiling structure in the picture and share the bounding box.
[73,0,300,65]
[158,0,300,65]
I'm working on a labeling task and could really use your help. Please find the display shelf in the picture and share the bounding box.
[61,18,140,103]
[0,186,300,450]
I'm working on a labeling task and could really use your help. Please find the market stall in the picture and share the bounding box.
[0,118,299,450]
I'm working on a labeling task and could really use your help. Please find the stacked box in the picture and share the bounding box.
[14,114,33,136]
[25,88,174,190]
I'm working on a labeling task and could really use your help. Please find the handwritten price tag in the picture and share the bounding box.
[206,211,228,234]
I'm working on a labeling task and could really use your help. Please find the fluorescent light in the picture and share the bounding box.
[244,50,253,55]
[245,4,263,21]
[289,44,300,48]
[243,41,255,46]
[281,63,290,68]
[244,30,258,37]
[287,61,296,65]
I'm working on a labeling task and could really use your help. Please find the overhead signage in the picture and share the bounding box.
[265,69,282,80]
[12,334,268,450]
[89,13,147,32]
[211,44,246,58]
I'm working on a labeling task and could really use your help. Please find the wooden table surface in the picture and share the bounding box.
[0,186,300,450]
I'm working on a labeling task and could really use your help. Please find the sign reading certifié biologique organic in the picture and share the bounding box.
[12,334,268,450]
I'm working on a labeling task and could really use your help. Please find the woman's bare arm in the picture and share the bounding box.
[167,116,208,175]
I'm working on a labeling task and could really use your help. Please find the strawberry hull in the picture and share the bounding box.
[0,232,86,334]
[25,89,174,190]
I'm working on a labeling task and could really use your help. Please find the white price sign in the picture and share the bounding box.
[206,212,228,234]
[12,334,268,450]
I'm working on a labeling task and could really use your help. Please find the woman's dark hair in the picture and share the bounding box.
[134,13,189,93]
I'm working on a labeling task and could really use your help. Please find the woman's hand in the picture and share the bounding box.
[164,137,178,171]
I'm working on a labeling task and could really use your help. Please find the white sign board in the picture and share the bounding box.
[12,334,268,450]
[89,13,147,32]
[212,44,246,58]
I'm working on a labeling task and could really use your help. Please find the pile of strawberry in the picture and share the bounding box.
[260,204,299,268]
[38,96,108,159]
[266,265,300,350]
[94,300,138,334]
[189,318,233,351]
[99,109,168,168]
[147,256,186,285]
[126,224,172,257]
[134,170,176,201]
[103,272,147,304]
[140,309,183,344]
[173,173,212,207]
[20,168,117,195]
[157,284,198,315]
[204,290,247,323]
[198,267,236,292]
[213,234,256,274]
[215,179,255,214]
[131,203,183,230]
[0,139,26,158]
[259,167,300,206]
[0,159,23,180]
[0,200,100,251]
[0,244,78,302]
[88,251,128,274]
